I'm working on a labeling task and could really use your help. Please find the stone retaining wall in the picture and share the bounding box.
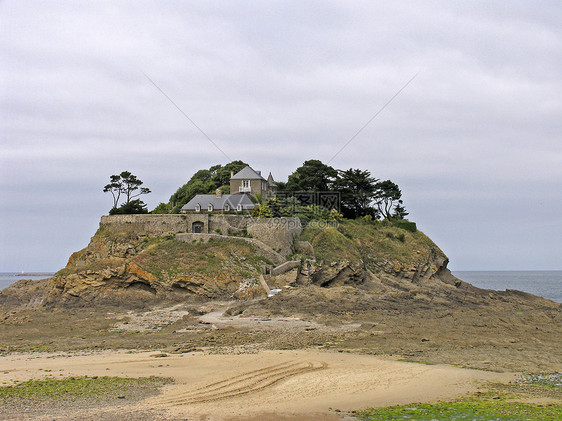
[271,260,301,276]
[100,214,302,258]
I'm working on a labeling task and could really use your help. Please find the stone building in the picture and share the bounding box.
[181,165,276,214]
[181,189,255,214]
[229,166,276,200]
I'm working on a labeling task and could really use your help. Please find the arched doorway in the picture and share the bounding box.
[192,221,204,233]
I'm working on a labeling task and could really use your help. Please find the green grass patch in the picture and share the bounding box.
[0,376,171,400]
[308,226,361,265]
[358,392,562,421]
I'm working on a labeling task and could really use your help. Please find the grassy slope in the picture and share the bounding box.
[300,219,445,272]
[133,238,273,282]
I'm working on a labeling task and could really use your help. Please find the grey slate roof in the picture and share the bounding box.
[230,166,265,180]
[181,193,256,211]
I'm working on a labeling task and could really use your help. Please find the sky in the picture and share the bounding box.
[1,1,560,272]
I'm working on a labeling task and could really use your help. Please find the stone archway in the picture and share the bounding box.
[192,221,204,233]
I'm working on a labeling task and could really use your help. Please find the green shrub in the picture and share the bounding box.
[392,219,417,232]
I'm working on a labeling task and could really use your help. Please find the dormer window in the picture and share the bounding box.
[224,204,230,212]
[237,204,242,211]
[195,204,201,212]
[208,204,213,212]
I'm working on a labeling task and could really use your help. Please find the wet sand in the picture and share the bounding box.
[0,349,513,420]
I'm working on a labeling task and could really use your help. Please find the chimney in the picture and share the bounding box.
[215,188,222,198]
[230,171,234,179]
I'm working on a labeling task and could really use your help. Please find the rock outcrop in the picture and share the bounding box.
[1,216,558,310]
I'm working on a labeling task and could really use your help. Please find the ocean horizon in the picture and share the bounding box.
[0,270,561,303]
[452,270,562,303]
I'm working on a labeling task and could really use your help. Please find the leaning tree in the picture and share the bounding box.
[103,171,151,213]
[373,180,403,220]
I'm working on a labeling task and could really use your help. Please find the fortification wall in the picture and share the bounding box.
[100,214,207,235]
[99,214,302,257]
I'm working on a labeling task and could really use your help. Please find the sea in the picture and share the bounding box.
[0,271,561,303]
[0,273,55,291]
[452,271,562,303]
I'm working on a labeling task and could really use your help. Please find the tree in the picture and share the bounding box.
[334,168,379,219]
[103,174,123,209]
[119,171,151,203]
[210,160,248,187]
[392,199,409,220]
[168,170,214,213]
[152,202,170,214]
[103,171,151,213]
[373,180,402,220]
[286,160,338,192]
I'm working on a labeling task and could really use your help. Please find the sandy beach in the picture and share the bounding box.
[0,349,514,420]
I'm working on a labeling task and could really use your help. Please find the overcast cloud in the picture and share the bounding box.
[1,1,560,272]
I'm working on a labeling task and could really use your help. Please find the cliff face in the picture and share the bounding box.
[0,216,500,308]
[42,225,275,307]
[300,220,454,287]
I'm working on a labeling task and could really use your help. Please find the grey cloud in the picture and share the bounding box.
[1,1,560,271]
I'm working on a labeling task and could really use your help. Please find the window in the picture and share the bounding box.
[195,204,201,212]
[237,204,242,211]
[224,204,230,211]
[242,180,250,188]
[208,204,213,212]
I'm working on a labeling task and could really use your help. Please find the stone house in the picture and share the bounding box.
[181,190,255,214]
[180,165,276,214]
[229,166,276,200]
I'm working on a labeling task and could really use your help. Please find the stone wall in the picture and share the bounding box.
[271,260,301,276]
[246,218,302,257]
[99,214,302,257]
[100,214,209,235]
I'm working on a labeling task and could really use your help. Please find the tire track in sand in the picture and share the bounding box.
[154,360,328,405]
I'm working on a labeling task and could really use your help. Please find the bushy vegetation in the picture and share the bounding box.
[280,159,409,221]
[252,197,342,225]
[109,199,148,215]
[391,218,417,232]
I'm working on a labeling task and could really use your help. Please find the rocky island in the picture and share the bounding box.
[0,162,560,420]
